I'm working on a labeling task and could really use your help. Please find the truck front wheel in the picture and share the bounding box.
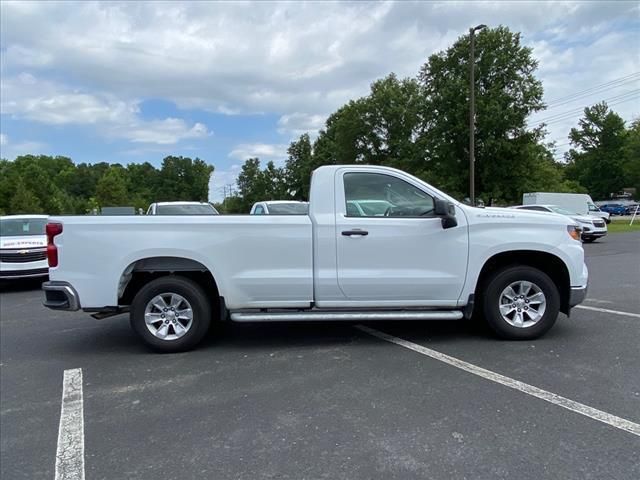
[130,276,211,352]
[482,266,560,340]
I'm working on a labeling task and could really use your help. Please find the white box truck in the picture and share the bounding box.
[522,192,610,223]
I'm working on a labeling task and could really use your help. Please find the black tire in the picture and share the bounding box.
[482,266,560,340]
[130,276,212,352]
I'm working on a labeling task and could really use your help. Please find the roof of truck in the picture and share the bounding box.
[152,201,212,206]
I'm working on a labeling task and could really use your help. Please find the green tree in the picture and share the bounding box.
[126,162,160,210]
[621,118,640,196]
[235,158,267,212]
[157,156,214,202]
[0,159,18,213]
[96,167,129,207]
[565,102,627,199]
[285,134,314,199]
[418,26,545,201]
[9,177,43,214]
[310,74,422,175]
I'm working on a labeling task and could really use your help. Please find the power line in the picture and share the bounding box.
[531,89,640,124]
[541,95,640,126]
[545,77,640,110]
[545,72,640,107]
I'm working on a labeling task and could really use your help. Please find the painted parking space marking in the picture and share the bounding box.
[584,298,613,305]
[576,305,640,318]
[55,368,85,480]
[357,325,640,437]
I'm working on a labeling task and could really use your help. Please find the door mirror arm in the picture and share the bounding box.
[434,199,458,229]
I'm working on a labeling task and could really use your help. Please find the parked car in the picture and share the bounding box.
[522,192,610,223]
[599,204,627,216]
[43,165,588,352]
[0,215,49,280]
[511,204,607,243]
[626,203,640,216]
[250,201,309,215]
[147,202,219,215]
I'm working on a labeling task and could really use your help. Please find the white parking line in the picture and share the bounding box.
[576,305,640,318]
[55,368,85,480]
[357,326,640,437]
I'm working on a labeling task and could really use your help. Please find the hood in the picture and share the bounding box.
[568,214,593,224]
[464,206,576,226]
[0,235,47,249]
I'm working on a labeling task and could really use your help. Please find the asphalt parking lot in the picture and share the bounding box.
[1,233,639,480]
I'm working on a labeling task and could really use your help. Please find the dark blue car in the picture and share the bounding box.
[599,204,628,215]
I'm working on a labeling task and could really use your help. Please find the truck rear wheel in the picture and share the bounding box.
[130,276,211,352]
[482,266,560,340]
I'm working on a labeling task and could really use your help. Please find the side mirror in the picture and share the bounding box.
[434,199,457,229]
[434,199,449,216]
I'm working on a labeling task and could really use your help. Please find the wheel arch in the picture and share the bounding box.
[118,256,224,319]
[475,250,571,315]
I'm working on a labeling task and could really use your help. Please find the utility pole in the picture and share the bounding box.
[469,24,487,206]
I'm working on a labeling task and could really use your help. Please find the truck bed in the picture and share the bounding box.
[50,215,313,309]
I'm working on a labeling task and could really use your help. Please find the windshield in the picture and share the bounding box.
[548,206,578,216]
[155,204,218,215]
[0,218,47,237]
[266,203,309,215]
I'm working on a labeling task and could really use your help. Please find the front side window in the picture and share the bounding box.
[588,204,600,212]
[254,205,264,215]
[344,173,434,217]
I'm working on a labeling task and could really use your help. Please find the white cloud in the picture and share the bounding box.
[1,1,638,156]
[1,74,211,145]
[118,119,209,145]
[228,143,288,162]
[277,113,326,137]
[0,133,48,159]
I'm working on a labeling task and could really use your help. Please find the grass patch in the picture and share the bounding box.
[608,218,640,233]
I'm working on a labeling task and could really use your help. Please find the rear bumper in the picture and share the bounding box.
[569,285,588,308]
[42,281,81,311]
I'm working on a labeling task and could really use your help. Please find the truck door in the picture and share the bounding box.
[333,169,469,306]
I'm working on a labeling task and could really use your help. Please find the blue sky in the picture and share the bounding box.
[1,1,638,202]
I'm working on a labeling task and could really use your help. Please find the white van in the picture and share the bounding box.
[523,193,610,223]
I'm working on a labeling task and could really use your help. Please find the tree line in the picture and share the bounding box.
[2,26,638,216]
[0,156,213,215]
[219,26,638,213]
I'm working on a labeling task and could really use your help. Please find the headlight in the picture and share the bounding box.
[567,225,581,241]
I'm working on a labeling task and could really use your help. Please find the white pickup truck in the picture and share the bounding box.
[43,165,588,352]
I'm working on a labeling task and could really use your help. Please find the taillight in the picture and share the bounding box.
[46,222,63,267]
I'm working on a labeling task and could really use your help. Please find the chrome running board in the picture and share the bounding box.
[230,310,464,322]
